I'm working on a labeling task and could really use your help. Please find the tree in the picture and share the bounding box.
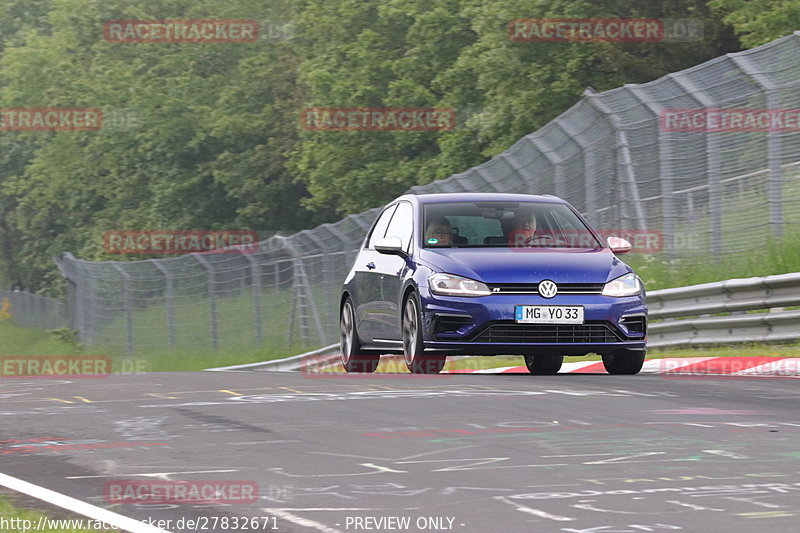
[710,0,800,47]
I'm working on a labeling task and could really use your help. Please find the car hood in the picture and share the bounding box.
[418,248,629,284]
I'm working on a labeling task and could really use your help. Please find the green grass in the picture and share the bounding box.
[0,321,83,356]
[0,496,107,532]
[624,167,800,290]
[0,320,306,372]
[3,317,799,375]
[623,225,800,291]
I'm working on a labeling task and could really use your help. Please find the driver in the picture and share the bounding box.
[508,212,538,247]
[425,218,453,246]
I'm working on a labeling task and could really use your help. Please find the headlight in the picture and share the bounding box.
[428,273,491,297]
[602,273,643,297]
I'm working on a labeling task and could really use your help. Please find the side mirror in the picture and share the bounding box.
[607,236,632,255]
[374,236,406,256]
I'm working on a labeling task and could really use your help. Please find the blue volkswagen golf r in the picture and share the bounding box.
[339,193,647,375]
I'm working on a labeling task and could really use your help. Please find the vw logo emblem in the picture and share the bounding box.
[538,280,558,298]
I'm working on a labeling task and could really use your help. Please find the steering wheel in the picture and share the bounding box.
[524,233,567,247]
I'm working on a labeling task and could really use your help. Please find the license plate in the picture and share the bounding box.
[515,305,584,324]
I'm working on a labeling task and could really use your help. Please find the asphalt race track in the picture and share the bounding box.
[1,370,799,533]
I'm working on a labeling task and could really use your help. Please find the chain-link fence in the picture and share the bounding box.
[55,32,800,355]
[0,289,68,331]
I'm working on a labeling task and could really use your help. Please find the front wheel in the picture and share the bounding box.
[402,294,445,374]
[524,354,563,375]
[602,349,645,375]
[340,298,380,373]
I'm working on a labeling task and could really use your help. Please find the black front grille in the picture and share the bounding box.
[621,315,647,334]
[471,321,625,343]
[488,283,604,294]
[434,315,473,334]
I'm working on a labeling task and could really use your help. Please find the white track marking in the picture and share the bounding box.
[0,471,171,533]
[495,496,574,521]
[66,469,239,479]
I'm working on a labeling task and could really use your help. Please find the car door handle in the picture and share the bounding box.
[366,262,376,270]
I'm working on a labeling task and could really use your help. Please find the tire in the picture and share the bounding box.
[524,354,563,375]
[402,293,445,374]
[602,349,646,375]
[340,298,380,373]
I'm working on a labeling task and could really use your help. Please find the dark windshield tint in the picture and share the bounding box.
[422,201,603,249]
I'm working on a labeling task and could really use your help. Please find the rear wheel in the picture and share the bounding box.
[602,349,645,375]
[402,294,445,374]
[524,354,563,375]
[340,298,380,373]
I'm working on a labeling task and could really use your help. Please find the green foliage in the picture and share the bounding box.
[0,0,744,292]
[49,326,82,349]
[710,0,800,47]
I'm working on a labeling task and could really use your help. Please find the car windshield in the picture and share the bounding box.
[422,201,604,249]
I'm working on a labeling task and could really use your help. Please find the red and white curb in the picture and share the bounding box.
[445,356,800,376]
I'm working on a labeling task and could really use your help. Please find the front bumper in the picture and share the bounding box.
[418,291,647,356]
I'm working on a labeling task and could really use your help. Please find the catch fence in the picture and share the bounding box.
[56,32,800,354]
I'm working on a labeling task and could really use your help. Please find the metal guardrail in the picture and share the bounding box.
[647,272,800,348]
[204,343,339,372]
[207,272,800,370]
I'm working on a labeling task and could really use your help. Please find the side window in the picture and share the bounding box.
[367,205,397,249]
[384,202,414,252]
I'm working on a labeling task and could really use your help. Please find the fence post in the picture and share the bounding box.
[555,117,598,224]
[193,254,218,351]
[623,85,677,257]
[729,54,784,239]
[151,260,176,347]
[765,90,784,239]
[530,136,564,197]
[244,254,264,346]
[670,72,728,259]
[583,92,648,231]
[498,152,537,195]
[112,263,134,356]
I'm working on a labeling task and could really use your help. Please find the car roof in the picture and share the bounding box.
[393,192,568,205]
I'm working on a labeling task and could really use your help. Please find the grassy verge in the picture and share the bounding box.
[2,319,798,373]
[624,226,800,291]
[0,496,105,532]
[0,320,306,372]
